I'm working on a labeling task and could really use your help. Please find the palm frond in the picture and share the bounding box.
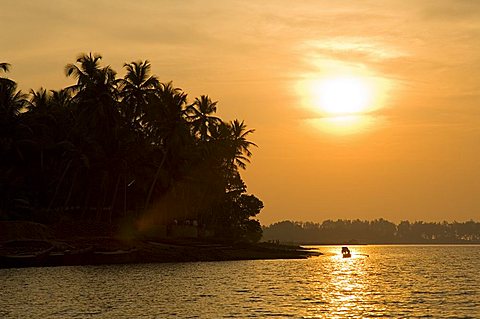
[0,62,11,73]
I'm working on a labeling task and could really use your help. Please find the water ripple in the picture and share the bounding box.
[1,245,479,318]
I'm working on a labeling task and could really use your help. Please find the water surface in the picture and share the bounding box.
[1,245,479,318]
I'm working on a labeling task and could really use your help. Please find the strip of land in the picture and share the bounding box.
[0,221,320,269]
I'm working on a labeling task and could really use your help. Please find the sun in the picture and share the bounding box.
[310,76,374,116]
[296,71,390,135]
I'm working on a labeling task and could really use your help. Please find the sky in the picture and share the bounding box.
[2,0,480,224]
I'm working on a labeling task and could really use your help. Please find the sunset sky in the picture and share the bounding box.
[2,0,480,224]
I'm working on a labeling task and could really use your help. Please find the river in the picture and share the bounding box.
[1,245,479,318]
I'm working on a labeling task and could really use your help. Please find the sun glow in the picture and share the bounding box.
[305,115,380,136]
[297,71,391,135]
[310,76,374,116]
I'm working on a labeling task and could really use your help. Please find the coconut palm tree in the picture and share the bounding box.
[26,88,51,112]
[185,95,222,141]
[65,53,120,145]
[141,81,189,146]
[228,119,257,170]
[0,55,263,240]
[64,53,124,220]
[0,63,11,73]
[50,89,73,109]
[65,53,118,106]
[0,64,27,118]
[0,83,26,118]
[65,53,114,92]
[142,82,192,209]
[118,60,159,127]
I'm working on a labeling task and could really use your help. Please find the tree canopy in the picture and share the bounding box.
[263,219,480,244]
[0,53,262,243]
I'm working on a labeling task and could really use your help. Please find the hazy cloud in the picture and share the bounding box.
[3,0,480,223]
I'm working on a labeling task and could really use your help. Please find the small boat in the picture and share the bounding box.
[341,246,351,258]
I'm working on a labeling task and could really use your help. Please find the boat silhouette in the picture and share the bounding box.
[341,246,351,258]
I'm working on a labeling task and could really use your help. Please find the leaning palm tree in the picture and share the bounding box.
[228,119,257,170]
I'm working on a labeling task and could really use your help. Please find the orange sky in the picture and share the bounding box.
[2,0,480,224]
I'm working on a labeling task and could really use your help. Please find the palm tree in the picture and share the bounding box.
[142,82,197,209]
[26,88,51,112]
[64,53,123,220]
[142,81,189,145]
[0,64,27,118]
[185,95,222,141]
[0,83,27,118]
[65,52,118,105]
[228,119,257,170]
[65,53,101,88]
[193,119,256,224]
[118,60,159,127]
[65,53,120,143]
[50,89,73,109]
[0,55,263,239]
[0,63,11,73]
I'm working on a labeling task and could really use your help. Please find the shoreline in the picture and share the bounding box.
[0,238,321,269]
[282,242,480,246]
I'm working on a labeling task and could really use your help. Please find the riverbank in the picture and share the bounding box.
[0,221,320,268]
[0,238,320,269]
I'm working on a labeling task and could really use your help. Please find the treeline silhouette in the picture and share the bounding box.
[263,219,480,244]
[0,54,262,242]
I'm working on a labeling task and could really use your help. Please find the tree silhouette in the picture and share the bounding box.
[118,60,159,128]
[263,219,480,244]
[0,54,263,242]
[228,119,257,170]
[0,64,27,119]
[186,95,222,141]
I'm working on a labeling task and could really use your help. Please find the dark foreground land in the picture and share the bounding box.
[0,221,320,269]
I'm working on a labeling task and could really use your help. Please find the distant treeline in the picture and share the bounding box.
[262,219,480,244]
[0,54,262,242]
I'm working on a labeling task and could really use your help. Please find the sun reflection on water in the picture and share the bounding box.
[303,245,377,318]
[2,245,479,318]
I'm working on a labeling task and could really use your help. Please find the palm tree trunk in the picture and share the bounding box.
[63,170,78,209]
[81,185,92,219]
[98,174,109,222]
[109,174,121,224]
[48,159,72,211]
[144,150,167,209]
[123,175,127,217]
[40,150,44,171]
